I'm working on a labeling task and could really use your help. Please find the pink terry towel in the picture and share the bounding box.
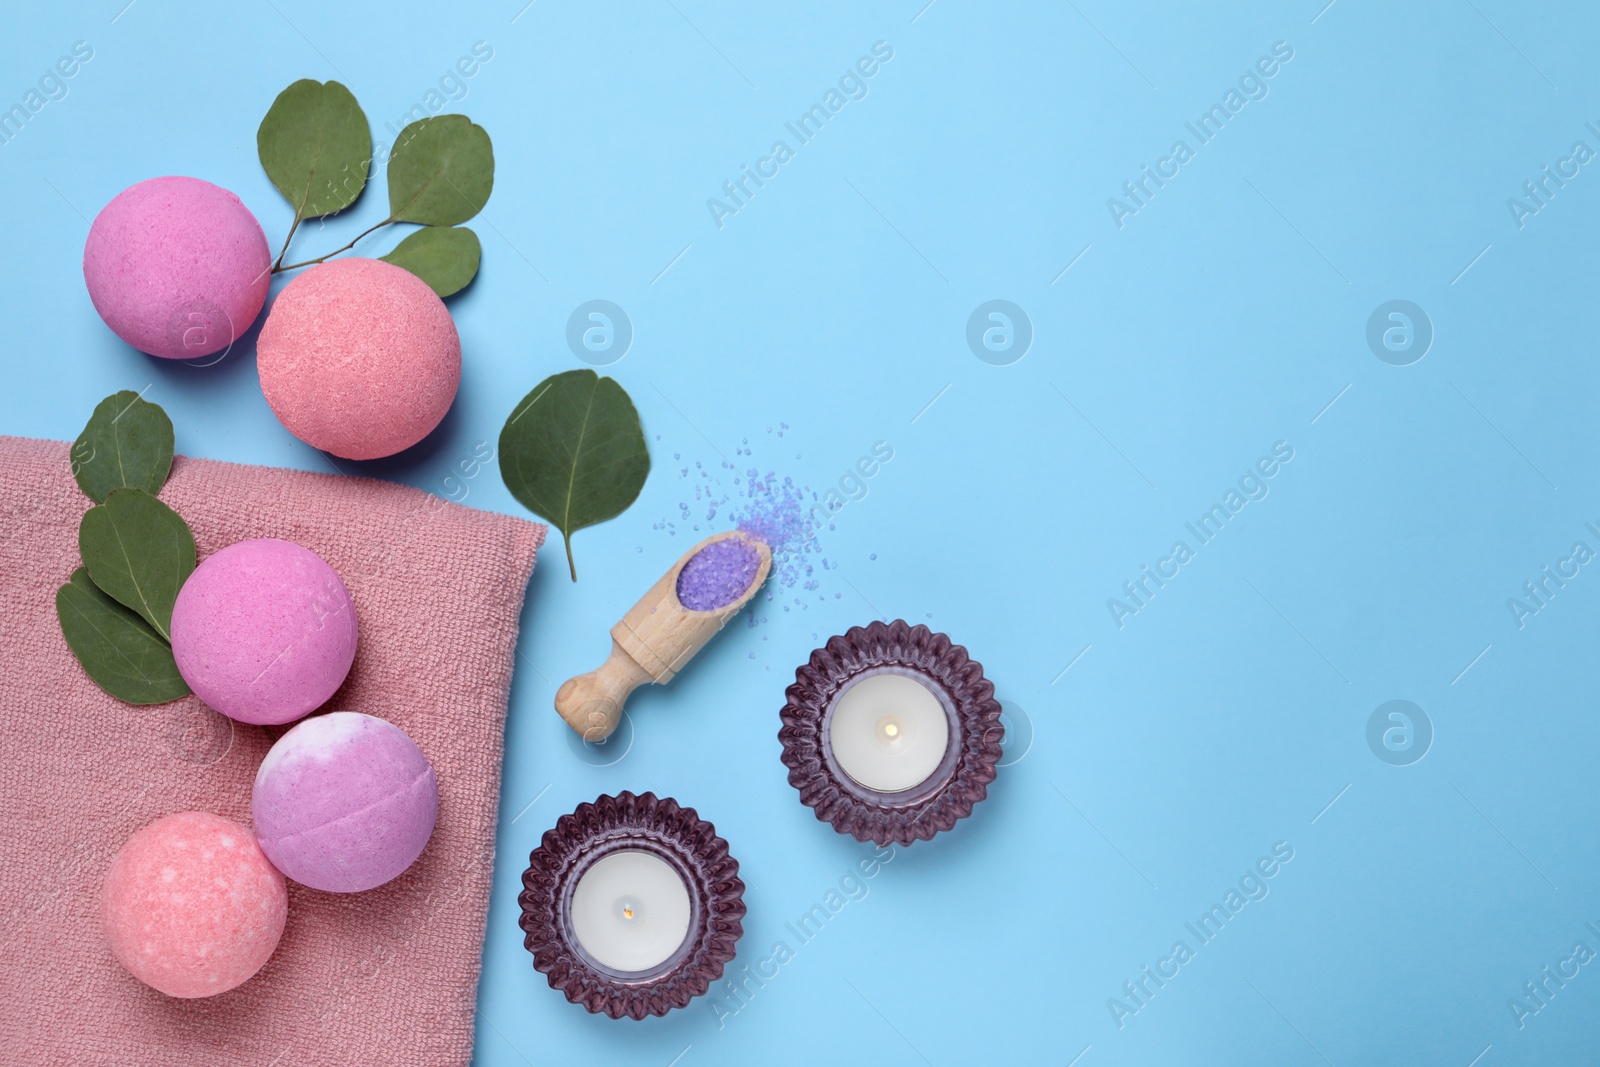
[0,436,545,1067]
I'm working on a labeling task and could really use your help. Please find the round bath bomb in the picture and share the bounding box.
[83,176,271,360]
[101,812,287,998]
[171,538,357,726]
[257,257,461,460]
[253,712,439,892]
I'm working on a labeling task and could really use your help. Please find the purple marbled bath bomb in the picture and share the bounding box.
[252,712,439,893]
[170,538,357,726]
[83,176,271,359]
[676,536,763,611]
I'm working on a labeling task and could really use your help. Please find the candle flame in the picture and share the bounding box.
[622,906,634,920]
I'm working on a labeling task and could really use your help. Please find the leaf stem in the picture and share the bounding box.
[565,537,577,582]
[273,216,396,273]
[272,206,305,272]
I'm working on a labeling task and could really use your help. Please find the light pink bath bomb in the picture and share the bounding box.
[101,812,287,998]
[253,712,439,892]
[170,538,357,726]
[83,176,271,360]
[256,258,461,460]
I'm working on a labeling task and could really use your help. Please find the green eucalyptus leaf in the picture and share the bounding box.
[387,114,494,226]
[499,370,650,581]
[56,568,190,705]
[258,79,372,219]
[78,488,197,641]
[381,225,481,297]
[71,390,175,503]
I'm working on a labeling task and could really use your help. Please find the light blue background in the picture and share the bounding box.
[4,1,1599,1064]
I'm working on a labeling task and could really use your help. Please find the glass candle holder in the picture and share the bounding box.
[779,619,1004,846]
[518,791,745,1019]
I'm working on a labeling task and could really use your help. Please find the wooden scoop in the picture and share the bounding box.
[556,530,772,742]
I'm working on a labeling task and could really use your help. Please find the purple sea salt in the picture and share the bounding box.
[653,425,834,623]
[734,471,825,579]
[676,536,763,611]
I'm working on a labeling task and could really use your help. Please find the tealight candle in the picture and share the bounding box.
[568,850,692,974]
[520,791,746,1019]
[828,670,952,793]
[781,619,1006,845]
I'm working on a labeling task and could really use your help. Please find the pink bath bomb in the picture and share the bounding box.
[256,258,461,460]
[170,538,357,726]
[83,176,271,360]
[101,812,287,998]
[253,712,439,892]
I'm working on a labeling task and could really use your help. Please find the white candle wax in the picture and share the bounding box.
[569,850,692,973]
[829,670,951,793]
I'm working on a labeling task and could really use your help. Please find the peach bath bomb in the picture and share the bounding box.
[253,712,439,892]
[256,257,461,460]
[101,812,288,998]
[83,176,271,360]
[170,538,357,726]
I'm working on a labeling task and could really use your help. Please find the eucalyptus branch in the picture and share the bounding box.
[271,207,304,272]
[273,216,395,274]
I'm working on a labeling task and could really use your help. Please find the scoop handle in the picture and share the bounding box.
[554,640,654,741]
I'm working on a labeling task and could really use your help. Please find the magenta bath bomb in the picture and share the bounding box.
[101,812,287,998]
[83,176,271,360]
[253,712,439,892]
[170,538,357,726]
[257,257,461,460]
